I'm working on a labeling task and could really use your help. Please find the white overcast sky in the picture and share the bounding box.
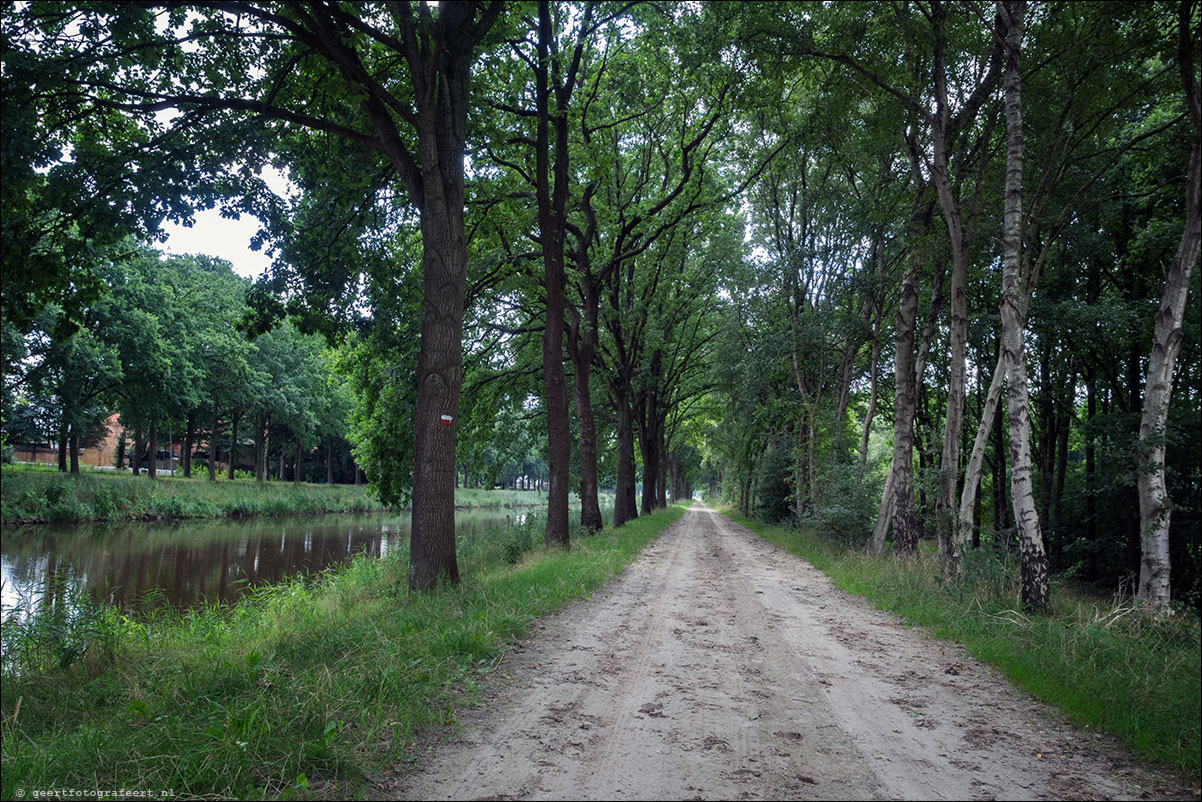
[158,208,272,279]
[156,165,294,280]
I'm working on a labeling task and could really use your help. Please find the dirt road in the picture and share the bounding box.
[393,503,1184,801]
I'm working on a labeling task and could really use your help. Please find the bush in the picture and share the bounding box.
[754,438,794,524]
[808,460,881,547]
[502,515,539,564]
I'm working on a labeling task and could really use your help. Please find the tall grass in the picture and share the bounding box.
[0,471,383,524]
[721,507,1202,774]
[0,471,608,524]
[0,505,685,800]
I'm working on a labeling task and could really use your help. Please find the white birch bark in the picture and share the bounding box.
[1137,2,1202,609]
[958,356,1005,540]
[999,0,1049,610]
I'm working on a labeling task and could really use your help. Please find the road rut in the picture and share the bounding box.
[393,503,1184,801]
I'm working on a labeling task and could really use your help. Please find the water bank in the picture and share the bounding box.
[0,504,686,800]
[0,469,560,524]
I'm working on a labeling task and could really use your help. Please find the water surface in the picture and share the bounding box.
[0,509,531,616]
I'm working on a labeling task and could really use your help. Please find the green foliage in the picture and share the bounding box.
[0,471,382,524]
[754,437,793,524]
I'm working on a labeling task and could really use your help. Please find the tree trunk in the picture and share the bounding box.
[999,0,1049,611]
[571,338,604,532]
[873,190,929,557]
[857,322,882,486]
[406,179,467,588]
[68,429,79,475]
[535,0,571,549]
[959,354,1005,542]
[638,422,660,517]
[1137,2,1201,609]
[928,3,970,579]
[613,382,638,527]
[658,425,668,510]
[147,423,158,481]
[131,420,143,476]
[183,411,194,478]
[255,413,268,482]
[228,412,240,481]
[294,436,302,485]
[57,424,68,473]
[327,443,334,485]
[208,398,217,481]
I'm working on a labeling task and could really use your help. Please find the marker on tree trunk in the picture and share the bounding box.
[440,414,453,426]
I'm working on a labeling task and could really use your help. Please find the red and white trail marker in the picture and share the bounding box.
[440,414,454,426]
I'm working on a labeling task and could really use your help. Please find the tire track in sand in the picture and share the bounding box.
[392,503,1183,801]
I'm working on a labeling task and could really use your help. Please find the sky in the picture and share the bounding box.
[158,208,273,279]
[156,164,294,280]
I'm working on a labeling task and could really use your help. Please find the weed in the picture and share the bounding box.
[0,504,685,799]
[721,506,1201,774]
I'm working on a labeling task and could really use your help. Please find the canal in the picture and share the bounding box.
[0,508,539,616]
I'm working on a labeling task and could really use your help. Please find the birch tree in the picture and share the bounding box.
[1137,0,1202,610]
[998,0,1049,610]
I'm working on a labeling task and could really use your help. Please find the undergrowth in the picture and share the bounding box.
[720,506,1202,776]
[0,471,593,524]
[0,505,685,800]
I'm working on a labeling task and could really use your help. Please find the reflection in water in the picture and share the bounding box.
[1,509,534,616]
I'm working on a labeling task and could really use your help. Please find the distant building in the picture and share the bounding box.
[10,414,178,472]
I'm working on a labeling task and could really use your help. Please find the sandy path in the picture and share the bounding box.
[392,503,1184,801]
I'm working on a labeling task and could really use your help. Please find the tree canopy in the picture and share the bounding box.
[2,0,1198,607]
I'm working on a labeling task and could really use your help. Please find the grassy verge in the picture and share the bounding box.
[0,470,597,524]
[0,504,686,800]
[718,506,1201,775]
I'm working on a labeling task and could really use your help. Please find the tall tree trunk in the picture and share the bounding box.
[571,337,603,532]
[68,429,79,475]
[57,423,68,473]
[208,399,217,481]
[872,183,931,556]
[883,222,923,557]
[255,413,268,482]
[327,443,334,485]
[658,425,669,510]
[857,320,882,486]
[147,423,158,481]
[294,437,302,485]
[131,420,143,476]
[1137,1,1201,609]
[367,2,501,591]
[999,0,1049,611]
[227,412,240,481]
[613,382,638,527]
[183,411,194,478]
[638,421,660,517]
[535,0,571,549]
[959,355,1005,540]
[928,2,970,579]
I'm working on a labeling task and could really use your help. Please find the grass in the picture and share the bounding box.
[0,467,597,524]
[0,469,383,523]
[0,504,686,800]
[718,506,1202,776]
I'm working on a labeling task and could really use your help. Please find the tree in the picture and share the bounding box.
[1137,0,1201,609]
[12,1,504,589]
[997,0,1049,610]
